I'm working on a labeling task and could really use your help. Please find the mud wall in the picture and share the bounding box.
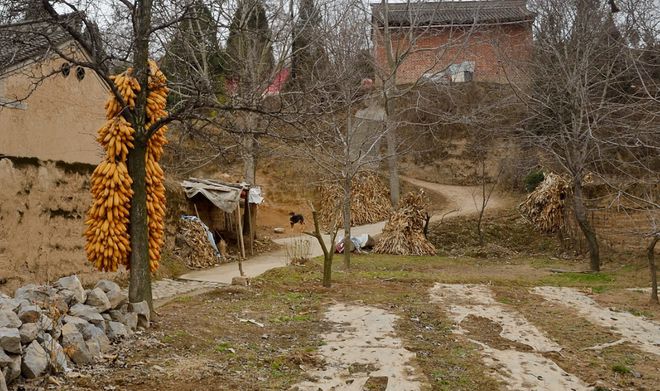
[0,157,119,294]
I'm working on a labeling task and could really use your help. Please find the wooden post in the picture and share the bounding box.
[236,204,246,264]
[247,201,254,256]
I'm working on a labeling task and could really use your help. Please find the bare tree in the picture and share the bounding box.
[0,0,302,308]
[370,0,534,206]
[285,0,389,270]
[508,0,660,272]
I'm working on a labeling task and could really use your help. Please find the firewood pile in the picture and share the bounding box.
[519,173,570,233]
[319,172,391,227]
[174,218,221,269]
[374,190,436,256]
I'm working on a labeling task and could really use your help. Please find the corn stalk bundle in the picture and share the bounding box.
[519,173,570,233]
[318,172,391,227]
[373,190,436,256]
[84,61,169,272]
[176,219,219,269]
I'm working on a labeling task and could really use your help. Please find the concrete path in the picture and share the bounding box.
[179,221,385,284]
[179,176,508,284]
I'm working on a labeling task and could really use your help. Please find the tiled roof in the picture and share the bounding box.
[371,1,535,27]
[0,16,78,72]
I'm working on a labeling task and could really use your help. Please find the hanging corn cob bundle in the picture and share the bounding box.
[84,61,169,273]
[144,60,169,272]
[84,71,138,272]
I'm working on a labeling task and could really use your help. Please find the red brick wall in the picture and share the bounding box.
[373,23,532,85]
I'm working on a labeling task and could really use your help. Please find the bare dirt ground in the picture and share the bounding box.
[53,252,659,391]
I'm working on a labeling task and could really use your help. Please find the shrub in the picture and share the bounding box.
[524,170,545,192]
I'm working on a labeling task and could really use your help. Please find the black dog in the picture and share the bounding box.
[289,212,305,228]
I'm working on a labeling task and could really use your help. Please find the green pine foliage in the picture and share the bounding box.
[225,0,274,89]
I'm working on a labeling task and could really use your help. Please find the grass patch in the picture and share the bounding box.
[214,342,235,353]
[540,272,615,289]
[161,330,190,343]
[270,314,312,323]
[611,363,632,375]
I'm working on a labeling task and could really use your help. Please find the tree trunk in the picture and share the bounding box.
[648,235,659,304]
[386,127,399,207]
[127,140,153,308]
[243,135,257,185]
[342,174,351,269]
[127,0,154,310]
[573,181,600,271]
[243,113,258,185]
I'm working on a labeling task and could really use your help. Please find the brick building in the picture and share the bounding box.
[371,0,535,85]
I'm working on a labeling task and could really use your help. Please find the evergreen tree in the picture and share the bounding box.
[161,1,225,95]
[291,0,324,86]
[225,0,274,91]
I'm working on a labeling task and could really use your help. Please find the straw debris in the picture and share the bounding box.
[519,173,570,233]
[374,190,436,256]
[174,219,221,269]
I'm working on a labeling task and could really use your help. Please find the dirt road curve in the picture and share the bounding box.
[179,176,510,284]
[400,175,511,220]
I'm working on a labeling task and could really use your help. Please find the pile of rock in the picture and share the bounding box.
[0,276,150,390]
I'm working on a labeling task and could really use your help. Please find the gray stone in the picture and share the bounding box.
[60,323,92,365]
[21,340,49,378]
[96,319,107,334]
[0,370,6,391]
[85,288,110,312]
[40,334,68,373]
[122,312,138,331]
[106,321,129,340]
[128,301,150,329]
[17,305,41,324]
[19,323,39,344]
[0,329,20,354]
[109,310,137,331]
[46,293,69,314]
[85,339,101,358]
[108,310,123,322]
[0,349,11,367]
[53,275,86,304]
[48,319,62,341]
[63,315,88,326]
[76,323,110,353]
[102,313,111,321]
[0,298,24,313]
[105,289,128,309]
[0,311,20,329]
[38,314,54,332]
[14,284,54,307]
[2,354,20,383]
[69,304,104,325]
[94,280,121,294]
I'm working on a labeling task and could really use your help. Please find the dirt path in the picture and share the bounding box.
[400,176,511,220]
[292,303,424,391]
[533,286,660,356]
[430,283,589,391]
[180,176,511,284]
